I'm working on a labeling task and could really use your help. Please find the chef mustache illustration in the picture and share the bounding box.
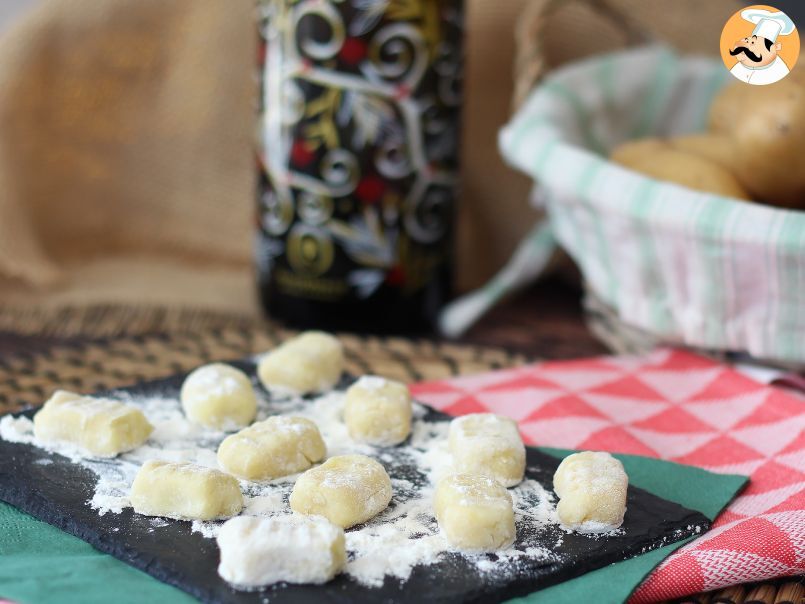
[727,9,794,86]
[729,40,768,63]
[729,34,779,67]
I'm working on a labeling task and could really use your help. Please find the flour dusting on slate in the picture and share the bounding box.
[0,382,568,588]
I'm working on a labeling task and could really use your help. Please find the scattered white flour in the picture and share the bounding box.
[243,492,286,516]
[0,381,598,590]
[185,365,244,398]
[0,415,35,444]
[352,375,388,390]
[571,521,626,535]
[1,415,90,464]
[191,519,220,539]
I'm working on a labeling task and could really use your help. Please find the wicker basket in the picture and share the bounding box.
[508,0,805,371]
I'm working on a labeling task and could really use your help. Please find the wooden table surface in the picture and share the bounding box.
[463,277,607,359]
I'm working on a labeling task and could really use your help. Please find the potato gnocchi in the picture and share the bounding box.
[217,515,346,588]
[344,376,412,446]
[131,460,243,521]
[434,473,515,552]
[553,451,628,532]
[33,390,152,458]
[217,416,326,481]
[257,331,344,395]
[289,454,392,528]
[180,363,257,430]
[448,413,525,487]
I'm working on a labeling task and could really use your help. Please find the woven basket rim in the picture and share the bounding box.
[500,44,805,365]
[512,0,650,110]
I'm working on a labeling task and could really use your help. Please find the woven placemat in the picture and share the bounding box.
[0,327,527,414]
[0,305,260,340]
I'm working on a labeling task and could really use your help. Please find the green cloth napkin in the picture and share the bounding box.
[0,450,746,604]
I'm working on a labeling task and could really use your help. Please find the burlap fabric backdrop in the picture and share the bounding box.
[0,0,739,337]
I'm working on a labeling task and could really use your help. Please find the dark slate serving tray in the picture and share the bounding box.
[0,360,709,603]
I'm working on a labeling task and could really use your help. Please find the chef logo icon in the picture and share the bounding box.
[720,5,799,85]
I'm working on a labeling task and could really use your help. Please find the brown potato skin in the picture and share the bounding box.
[609,67,805,210]
[706,68,805,209]
[610,138,751,201]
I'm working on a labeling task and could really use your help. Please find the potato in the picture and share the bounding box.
[611,138,751,200]
[667,133,733,168]
[706,69,805,208]
[609,138,668,165]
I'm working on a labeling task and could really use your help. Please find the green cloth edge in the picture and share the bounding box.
[0,501,196,604]
[506,448,748,604]
[0,450,747,604]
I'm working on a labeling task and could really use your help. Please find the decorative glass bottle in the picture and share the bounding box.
[256,0,464,333]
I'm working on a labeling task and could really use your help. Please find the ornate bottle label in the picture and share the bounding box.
[256,0,463,309]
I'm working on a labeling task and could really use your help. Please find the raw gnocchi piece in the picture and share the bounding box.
[217,416,326,481]
[434,473,515,551]
[180,363,257,430]
[344,376,412,446]
[257,331,344,395]
[130,460,243,520]
[217,515,346,588]
[448,413,525,487]
[289,454,392,528]
[553,451,628,533]
[33,390,152,457]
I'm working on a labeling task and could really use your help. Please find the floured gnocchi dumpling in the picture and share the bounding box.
[217,416,326,481]
[289,454,392,528]
[257,331,344,395]
[553,451,628,533]
[434,473,515,552]
[217,515,346,588]
[180,363,257,430]
[33,390,152,457]
[344,376,412,446]
[448,413,525,487]
[130,460,243,521]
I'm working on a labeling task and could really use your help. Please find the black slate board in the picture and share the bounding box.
[0,361,710,603]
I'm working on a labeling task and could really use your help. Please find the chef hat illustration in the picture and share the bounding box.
[741,8,796,43]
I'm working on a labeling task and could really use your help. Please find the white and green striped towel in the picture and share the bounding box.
[441,46,805,365]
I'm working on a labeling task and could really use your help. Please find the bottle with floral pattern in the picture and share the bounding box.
[256,0,463,333]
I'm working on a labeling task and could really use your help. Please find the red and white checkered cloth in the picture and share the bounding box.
[410,349,805,602]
